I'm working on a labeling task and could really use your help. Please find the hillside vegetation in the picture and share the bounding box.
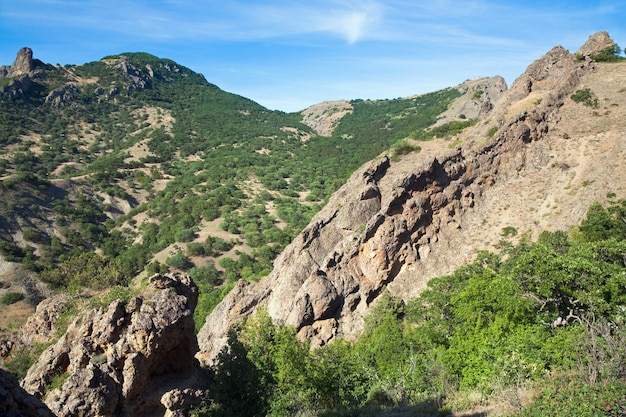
[0,50,475,329]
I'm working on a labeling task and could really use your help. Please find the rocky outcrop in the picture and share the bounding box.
[0,47,34,78]
[118,56,152,92]
[428,76,507,127]
[11,47,35,76]
[0,368,55,417]
[19,293,72,347]
[0,75,34,99]
[0,48,52,99]
[576,31,615,58]
[45,84,81,107]
[22,273,206,417]
[196,32,618,364]
[301,100,353,136]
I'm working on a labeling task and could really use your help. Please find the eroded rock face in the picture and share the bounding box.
[45,84,81,107]
[118,56,152,92]
[22,273,206,417]
[0,75,34,98]
[300,100,353,136]
[196,32,617,365]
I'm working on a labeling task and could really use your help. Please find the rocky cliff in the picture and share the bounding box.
[196,31,626,364]
[20,273,207,417]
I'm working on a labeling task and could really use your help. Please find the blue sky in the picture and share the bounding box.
[1,1,624,112]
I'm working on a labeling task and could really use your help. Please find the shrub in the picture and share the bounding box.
[22,227,46,243]
[425,119,476,139]
[571,88,599,108]
[88,286,136,309]
[1,291,24,305]
[186,241,207,256]
[0,242,26,262]
[3,347,35,379]
[166,252,193,270]
[175,228,196,242]
[391,139,421,160]
[592,44,623,62]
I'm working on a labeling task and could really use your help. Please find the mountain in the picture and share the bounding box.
[0,31,625,416]
[0,41,502,414]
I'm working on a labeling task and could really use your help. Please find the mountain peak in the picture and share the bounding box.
[0,47,34,78]
[576,30,615,57]
[11,47,34,76]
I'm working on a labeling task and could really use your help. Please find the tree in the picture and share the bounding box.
[166,252,193,271]
[579,201,626,241]
[592,44,623,62]
[207,329,269,417]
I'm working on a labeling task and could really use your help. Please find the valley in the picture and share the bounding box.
[0,32,625,417]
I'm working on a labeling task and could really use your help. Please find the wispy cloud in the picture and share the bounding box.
[0,0,386,44]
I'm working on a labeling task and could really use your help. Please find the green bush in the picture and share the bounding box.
[391,139,421,160]
[166,252,193,270]
[175,228,196,242]
[487,125,499,138]
[513,378,626,417]
[592,44,623,62]
[3,347,35,379]
[194,200,626,416]
[421,119,477,140]
[1,291,24,305]
[22,227,45,243]
[0,241,26,262]
[571,88,599,108]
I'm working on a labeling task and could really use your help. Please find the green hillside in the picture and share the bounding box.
[0,51,464,323]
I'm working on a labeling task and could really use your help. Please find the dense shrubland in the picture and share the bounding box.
[192,200,626,417]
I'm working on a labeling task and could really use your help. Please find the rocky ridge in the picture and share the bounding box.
[0,48,192,105]
[300,76,508,137]
[196,31,624,363]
